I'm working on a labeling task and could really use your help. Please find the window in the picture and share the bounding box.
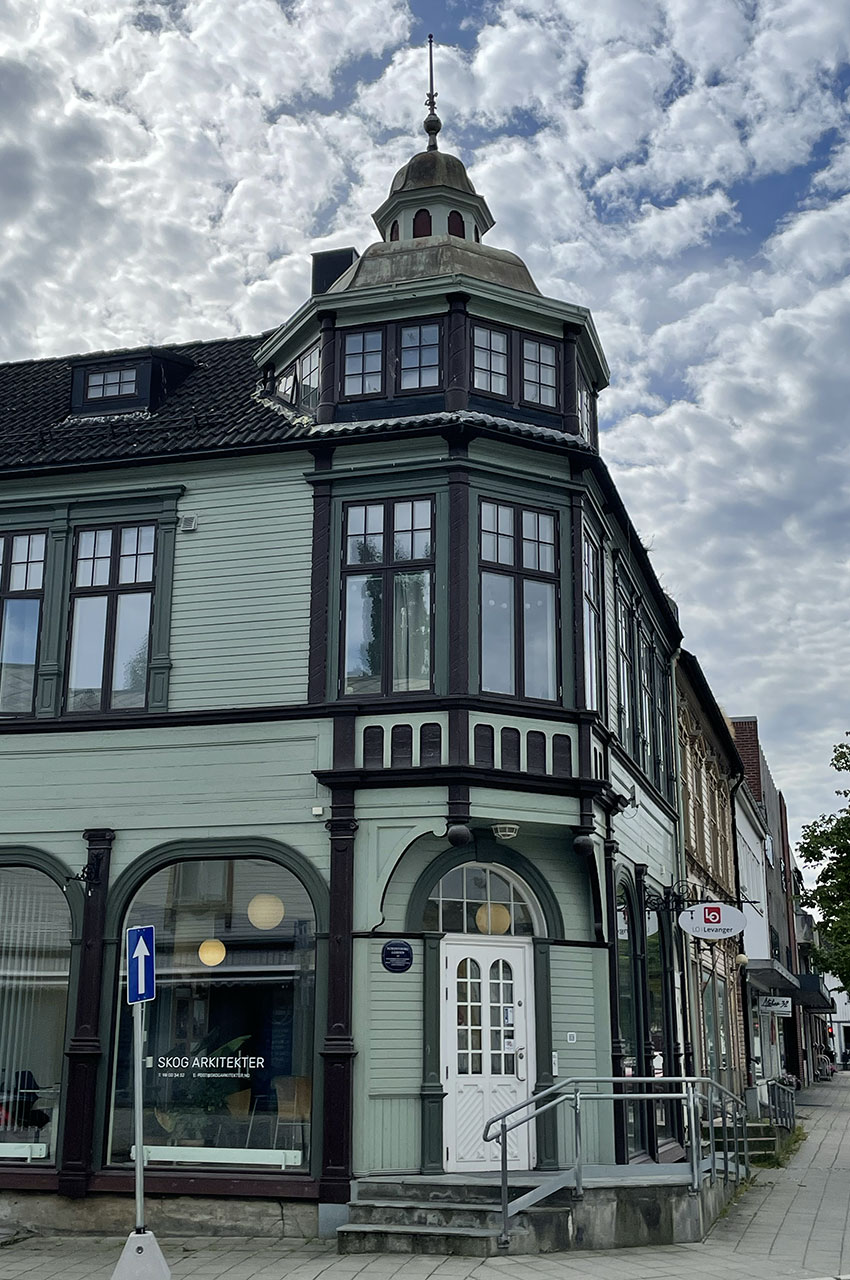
[522,338,557,407]
[278,366,296,403]
[413,208,432,238]
[298,346,320,413]
[109,857,316,1172]
[578,370,593,439]
[341,498,434,696]
[472,327,508,397]
[390,220,399,241]
[480,500,558,701]
[616,592,634,749]
[66,524,155,713]
[582,533,602,711]
[86,368,137,399]
[637,633,655,774]
[399,324,440,390]
[653,654,669,796]
[343,331,382,397]
[0,532,45,715]
[448,210,465,238]
[0,867,72,1165]
[422,864,535,936]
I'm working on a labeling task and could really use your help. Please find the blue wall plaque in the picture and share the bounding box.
[381,939,414,973]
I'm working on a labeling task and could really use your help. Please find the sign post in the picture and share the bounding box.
[111,925,170,1280]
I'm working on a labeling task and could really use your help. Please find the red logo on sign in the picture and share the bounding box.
[704,906,722,925]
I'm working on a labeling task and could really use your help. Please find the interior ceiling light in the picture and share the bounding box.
[198,938,226,967]
[247,893,285,930]
[475,903,511,935]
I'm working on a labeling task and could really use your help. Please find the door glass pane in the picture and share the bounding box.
[481,572,514,694]
[0,598,40,713]
[67,596,108,711]
[0,868,72,1164]
[646,920,672,1144]
[343,575,382,695]
[109,858,316,1171]
[456,959,482,1075]
[523,579,556,700]
[489,960,515,1075]
[392,572,430,692]
[111,593,151,709]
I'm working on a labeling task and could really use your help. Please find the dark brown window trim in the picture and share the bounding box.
[394,318,444,397]
[470,320,512,405]
[478,496,561,704]
[339,495,436,698]
[517,329,562,416]
[337,325,387,402]
[89,1169,320,1198]
[62,520,158,717]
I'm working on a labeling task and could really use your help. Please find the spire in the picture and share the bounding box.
[424,33,442,152]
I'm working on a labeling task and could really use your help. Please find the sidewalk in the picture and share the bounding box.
[4,1074,850,1280]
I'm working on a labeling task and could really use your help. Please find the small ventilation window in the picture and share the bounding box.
[448,211,465,238]
[390,220,400,241]
[413,209,432,238]
[86,368,137,400]
[474,226,480,243]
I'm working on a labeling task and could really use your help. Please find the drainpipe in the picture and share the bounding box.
[729,773,752,1092]
[670,650,698,1077]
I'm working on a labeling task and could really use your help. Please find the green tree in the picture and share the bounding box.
[797,735,850,995]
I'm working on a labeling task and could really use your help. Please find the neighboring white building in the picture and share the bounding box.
[736,780,785,1083]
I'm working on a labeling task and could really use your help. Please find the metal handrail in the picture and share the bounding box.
[765,1077,796,1130]
[482,1075,750,1248]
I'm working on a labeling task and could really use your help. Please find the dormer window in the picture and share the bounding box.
[399,324,440,390]
[522,339,557,408]
[343,331,383,397]
[298,345,320,412]
[86,368,137,400]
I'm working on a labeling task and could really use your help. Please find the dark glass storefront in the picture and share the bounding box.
[109,857,316,1171]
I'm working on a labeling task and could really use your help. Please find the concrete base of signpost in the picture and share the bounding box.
[110,1230,171,1279]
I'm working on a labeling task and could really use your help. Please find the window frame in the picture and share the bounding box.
[519,331,561,414]
[0,529,47,718]
[339,495,436,699]
[63,520,158,716]
[85,367,138,402]
[581,528,603,713]
[478,497,560,704]
[0,488,181,720]
[297,344,321,414]
[396,320,443,395]
[471,323,511,403]
[339,327,386,401]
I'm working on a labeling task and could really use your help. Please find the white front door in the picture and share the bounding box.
[442,938,535,1172]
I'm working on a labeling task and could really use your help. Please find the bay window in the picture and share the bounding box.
[399,323,440,390]
[582,532,602,711]
[479,500,558,701]
[0,532,45,715]
[341,498,434,696]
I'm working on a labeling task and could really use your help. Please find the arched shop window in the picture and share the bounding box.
[108,857,316,1172]
[0,867,72,1164]
[616,883,645,1157]
[422,864,540,935]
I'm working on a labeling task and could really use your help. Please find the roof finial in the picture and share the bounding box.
[424,33,442,151]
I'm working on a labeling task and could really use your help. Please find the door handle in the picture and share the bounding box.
[516,1047,526,1083]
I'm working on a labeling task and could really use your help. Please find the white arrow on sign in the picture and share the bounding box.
[132,933,150,996]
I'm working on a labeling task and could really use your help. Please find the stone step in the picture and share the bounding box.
[337,1222,513,1257]
[349,1199,506,1230]
[354,1177,566,1207]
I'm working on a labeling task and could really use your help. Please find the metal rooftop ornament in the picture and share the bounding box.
[424,33,441,151]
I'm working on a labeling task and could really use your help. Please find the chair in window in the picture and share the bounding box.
[272,1075,312,1161]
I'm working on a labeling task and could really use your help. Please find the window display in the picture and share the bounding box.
[0,868,72,1163]
[109,857,316,1171]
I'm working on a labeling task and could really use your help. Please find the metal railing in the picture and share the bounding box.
[766,1077,796,1130]
[482,1075,749,1249]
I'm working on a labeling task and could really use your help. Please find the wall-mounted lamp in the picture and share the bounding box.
[492,823,519,841]
[735,953,749,968]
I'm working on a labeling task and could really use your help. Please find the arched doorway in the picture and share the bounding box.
[424,862,543,1172]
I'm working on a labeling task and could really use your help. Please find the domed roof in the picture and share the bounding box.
[326,235,540,296]
[390,149,477,197]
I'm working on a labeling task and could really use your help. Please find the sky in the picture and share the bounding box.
[2,0,850,863]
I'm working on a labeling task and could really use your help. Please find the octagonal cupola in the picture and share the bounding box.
[371,44,494,245]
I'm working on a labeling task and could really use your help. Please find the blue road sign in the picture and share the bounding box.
[127,925,156,1004]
